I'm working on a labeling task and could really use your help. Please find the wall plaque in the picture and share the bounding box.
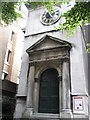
[74,96,83,111]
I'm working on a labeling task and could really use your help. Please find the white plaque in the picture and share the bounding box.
[74,96,83,111]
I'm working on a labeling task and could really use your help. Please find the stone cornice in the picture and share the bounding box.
[29,56,70,64]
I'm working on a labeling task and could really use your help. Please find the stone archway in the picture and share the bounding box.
[38,68,59,114]
[24,35,72,119]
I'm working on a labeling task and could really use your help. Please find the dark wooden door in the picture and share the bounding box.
[38,68,59,114]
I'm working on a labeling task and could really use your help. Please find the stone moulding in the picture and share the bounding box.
[23,34,72,119]
[26,34,72,65]
[26,34,72,54]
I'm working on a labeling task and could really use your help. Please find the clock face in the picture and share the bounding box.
[40,6,61,26]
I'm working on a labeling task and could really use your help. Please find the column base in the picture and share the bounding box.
[60,109,73,118]
[23,108,33,118]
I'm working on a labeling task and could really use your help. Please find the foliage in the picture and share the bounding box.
[87,43,90,53]
[2,95,16,119]
[59,2,90,37]
[25,2,41,9]
[1,1,89,29]
[1,2,22,25]
[59,2,90,52]
[25,0,69,13]
[25,1,55,13]
[0,1,90,52]
[25,1,90,35]
[26,1,90,52]
[2,96,15,103]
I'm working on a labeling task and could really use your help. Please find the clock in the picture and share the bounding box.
[40,6,61,26]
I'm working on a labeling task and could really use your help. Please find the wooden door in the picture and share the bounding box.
[38,68,59,114]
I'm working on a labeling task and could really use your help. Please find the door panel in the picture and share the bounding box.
[38,68,59,114]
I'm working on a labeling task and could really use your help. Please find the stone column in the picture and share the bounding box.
[58,76,62,112]
[61,59,72,118]
[33,78,39,113]
[25,65,35,116]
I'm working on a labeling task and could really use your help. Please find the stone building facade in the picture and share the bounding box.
[0,3,28,119]
[14,5,89,119]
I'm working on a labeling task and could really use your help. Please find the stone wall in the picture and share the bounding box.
[14,6,89,119]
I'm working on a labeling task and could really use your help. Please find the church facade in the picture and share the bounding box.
[14,5,89,119]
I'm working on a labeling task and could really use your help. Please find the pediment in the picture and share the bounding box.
[26,35,71,54]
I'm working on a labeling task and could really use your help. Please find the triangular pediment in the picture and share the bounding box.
[26,35,71,54]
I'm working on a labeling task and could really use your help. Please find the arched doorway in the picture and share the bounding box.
[38,68,59,114]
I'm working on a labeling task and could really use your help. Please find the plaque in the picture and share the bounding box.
[74,96,83,111]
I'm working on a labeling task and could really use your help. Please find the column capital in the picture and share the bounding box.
[29,61,36,66]
[58,76,62,81]
[64,58,70,62]
[61,57,70,64]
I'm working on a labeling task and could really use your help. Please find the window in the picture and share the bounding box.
[7,50,11,63]
[5,49,11,64]
[10,31,14,42]
[2,72,8,80]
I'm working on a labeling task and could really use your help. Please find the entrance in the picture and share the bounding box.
[38,68,59,114]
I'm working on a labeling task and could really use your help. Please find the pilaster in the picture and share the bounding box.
[61,59,72,118]
[23,65,35,117]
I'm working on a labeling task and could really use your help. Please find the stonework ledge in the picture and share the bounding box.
[23,109,73,119]
[31,113,59,119]
[23,110,60,119]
